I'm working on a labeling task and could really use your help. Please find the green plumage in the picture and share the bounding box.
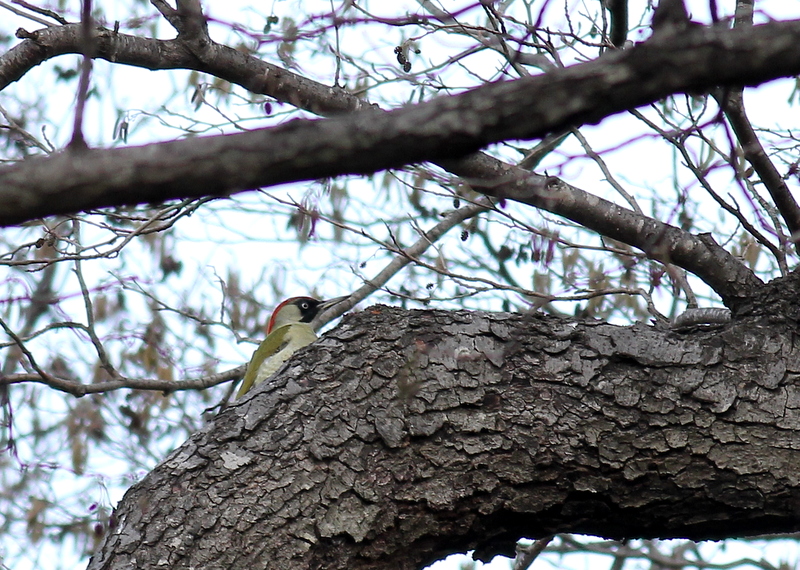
[236,323,317,399]
[235,295,348,399]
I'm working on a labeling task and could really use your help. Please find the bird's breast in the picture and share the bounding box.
[255,325,317,383]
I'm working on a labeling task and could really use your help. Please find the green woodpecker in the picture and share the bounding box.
[236,296,347,399]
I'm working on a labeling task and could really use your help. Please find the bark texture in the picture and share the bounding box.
[88,273,800,570]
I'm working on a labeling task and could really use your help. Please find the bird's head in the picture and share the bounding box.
[267,296,348,333]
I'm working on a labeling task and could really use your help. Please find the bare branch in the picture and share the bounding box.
[630,106,787,275]
[0,314,54,383]
[0,366,242,396]
[68,0,93,150]
[72,220,120,379]
[651,0,691,33]
[570,127,642,215]
[0,102,54,153]
[12,0,68,24]
[0,0,55,27]
[150,0,180,30]
[604,0,628,47]
[439,153,762,305]
[514,535,554,570]
[5,16,795,301]
[714,0,800,245]
[314,196,493,328]
[0,199,213,268]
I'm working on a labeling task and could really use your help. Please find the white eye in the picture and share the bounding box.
[301,302,309,309]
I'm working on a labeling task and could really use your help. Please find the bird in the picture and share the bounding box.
[236,295,348,399]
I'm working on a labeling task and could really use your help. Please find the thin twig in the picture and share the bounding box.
[314,197,492,328]
[570,127,643,215]
[0,367,243,396]
[0,199,213,268]
[0,315,55,384]
[0,0,54,26]
[72,219,120,379]
[0,103,54,153]
[630,108,784,266]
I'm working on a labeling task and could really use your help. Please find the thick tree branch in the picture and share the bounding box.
[87,277,800,570]
[720,96,800,240]
[437,154,763,307]
[715,0,800,244]
[1,23,374,115]
[5,18,798,300]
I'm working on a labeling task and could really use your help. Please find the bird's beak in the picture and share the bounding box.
[311,295,351,331]
[319,295,350,310]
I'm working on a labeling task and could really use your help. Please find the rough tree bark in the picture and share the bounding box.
[87,272,800,570]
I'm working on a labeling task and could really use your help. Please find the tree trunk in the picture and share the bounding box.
[87,274,800,570]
